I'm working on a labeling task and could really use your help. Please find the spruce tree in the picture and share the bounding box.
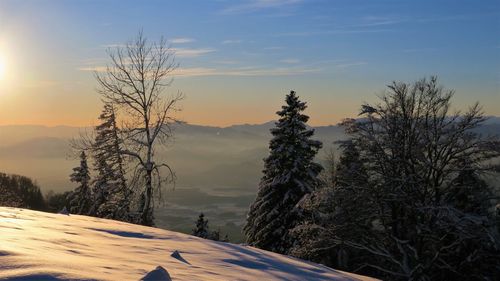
[447,163,492,214]
[335,139,367,188]
[69,151,92,214]
[90,104,131,221]
[244,91,322,254]
[291,139,371,270]
[193,213,209,239]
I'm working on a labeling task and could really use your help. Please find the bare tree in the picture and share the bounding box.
[95,31,183,226]
[293,77,500,280]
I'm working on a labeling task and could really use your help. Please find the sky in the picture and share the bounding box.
[0,0,498,127]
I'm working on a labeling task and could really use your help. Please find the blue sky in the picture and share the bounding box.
[0,0,498,126]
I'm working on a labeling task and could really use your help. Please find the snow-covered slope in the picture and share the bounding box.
[0,207,376,281]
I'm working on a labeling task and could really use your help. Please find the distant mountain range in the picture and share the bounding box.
[0,118,499,193]
[1,118,499,242]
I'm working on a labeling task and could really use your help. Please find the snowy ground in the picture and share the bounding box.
[0,207,376,281]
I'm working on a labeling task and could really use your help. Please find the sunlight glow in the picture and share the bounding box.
[0,55,6,80]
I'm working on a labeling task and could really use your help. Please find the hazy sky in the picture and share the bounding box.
[0,0,498,126]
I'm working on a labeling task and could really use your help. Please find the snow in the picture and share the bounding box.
[0,207,377,281]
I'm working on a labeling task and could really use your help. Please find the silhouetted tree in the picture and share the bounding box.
[304,77,500,280]
[291,139,370,270]
[45,190,72,213]
[68,151,92,214]
[90,103,132,221]
[192,213,230,242]
[244,91,322,254]
[95,31,183,226]
[0,173,46,210]
[193,213,210,239]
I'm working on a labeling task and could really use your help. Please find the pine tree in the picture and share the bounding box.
[90,103,131,221]
[244,91,323,254]
[291,139,371,270]
[193,213,209,239]
[447,162,492,215]
[69,151,92,214]
[335,139,367,188]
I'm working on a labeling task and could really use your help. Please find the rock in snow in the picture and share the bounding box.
[0,207,378,280]
[141,266,172,281]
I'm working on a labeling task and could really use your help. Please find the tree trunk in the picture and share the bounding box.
[141,167,153,226]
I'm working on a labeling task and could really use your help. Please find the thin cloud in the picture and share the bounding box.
[173,48,216,57]
[78,64,320,77]
[171,66,321,77]
[169,38,196,44]
[356,16,405,27]
[213,60,240,65]
[221,0,303,14]
[335,62,367,69]
[78,66,108,72]
[100,44,126,49]
[276,28,393,37]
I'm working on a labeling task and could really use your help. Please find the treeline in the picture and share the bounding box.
[244,77,500,280]
[0,172,78,213]
[0,172,46,210]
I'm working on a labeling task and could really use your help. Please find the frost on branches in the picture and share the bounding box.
[244,91,322,254]
[89,103,132,222]
[292,77,500,280]
[68,151,92,215]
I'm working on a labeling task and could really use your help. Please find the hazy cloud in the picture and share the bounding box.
[173,48,216,57]
[213,60,240,65]
[170,38,196,44]
[277,28,393,37]
[221,0,303,14]
[335,62,367,69]
[172,66,320,77]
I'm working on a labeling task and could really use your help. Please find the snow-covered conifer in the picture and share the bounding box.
[69,151,92,214]
[244,91,322,254]
[90,104,131,221]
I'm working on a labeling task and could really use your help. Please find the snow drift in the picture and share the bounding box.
[0,207,376,280]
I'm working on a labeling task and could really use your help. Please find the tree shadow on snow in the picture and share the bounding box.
[1,274,98,281]
[212,242,356,281]
[87,228,167,240]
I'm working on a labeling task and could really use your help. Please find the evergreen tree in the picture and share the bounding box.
[69,151,92,214]
[244,91,323,254]
[0,173,46,210]
[447,162,492,215]
[192,213,230,242]
[334,139,367,188]
[193,213,209,239]
[90,103,131,221]
[311,77,500,280]
[291,139,371,270]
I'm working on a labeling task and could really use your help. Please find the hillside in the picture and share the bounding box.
[0,207,376,281]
